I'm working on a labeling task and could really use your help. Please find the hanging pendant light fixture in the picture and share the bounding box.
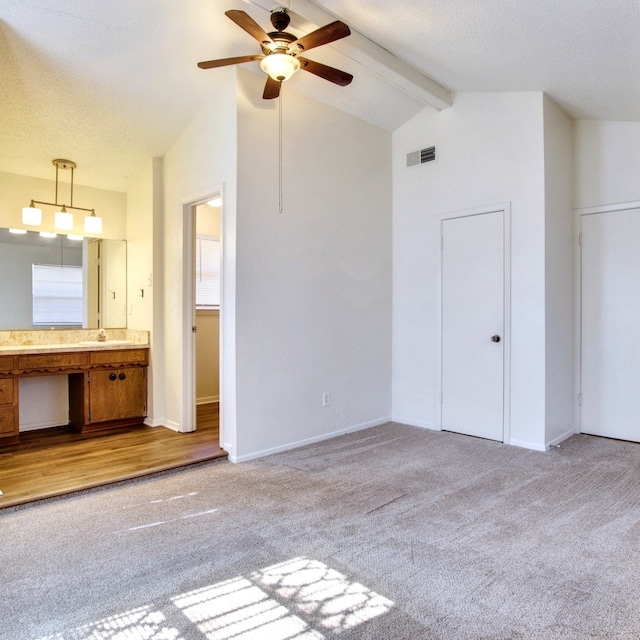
[22,159,102,235]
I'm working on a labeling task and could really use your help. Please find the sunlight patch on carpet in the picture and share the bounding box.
[35,557,393,639]
[251,557,394,632]
[173,576,322,639]
[36,605,180,639]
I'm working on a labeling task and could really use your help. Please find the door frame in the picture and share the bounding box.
[434,203,512,443]
[575,199,640,435]
[181,185,226,441]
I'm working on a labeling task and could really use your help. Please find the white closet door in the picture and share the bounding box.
[441,211,505,441]
[581,208,640,441]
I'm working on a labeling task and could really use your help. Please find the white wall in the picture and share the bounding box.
[392,93,549,448]
[233,69,392,460]
[159,69,238,433]
[575,120,640,209]
[543,96,575,445]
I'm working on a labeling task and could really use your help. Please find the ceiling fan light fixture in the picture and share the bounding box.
[260,53,300,82]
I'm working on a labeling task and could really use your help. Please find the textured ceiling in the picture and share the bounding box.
[2,0,639,192]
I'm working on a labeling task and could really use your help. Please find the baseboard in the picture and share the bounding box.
[162,419,181,432]
[391,416,438,430]
[228,416,392,463]
[546,428,577,450]
[509,438,547,452]
[19,418,69,432]
[144,416,181,431]
[197,396,219,405]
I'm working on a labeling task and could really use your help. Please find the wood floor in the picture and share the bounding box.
[0,403,227,509]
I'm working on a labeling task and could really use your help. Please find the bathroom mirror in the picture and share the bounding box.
[0,228,127,330]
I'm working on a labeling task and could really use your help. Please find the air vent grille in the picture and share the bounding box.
[407,145,436,167]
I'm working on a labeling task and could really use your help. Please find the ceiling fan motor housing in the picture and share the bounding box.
[270,9,291,32]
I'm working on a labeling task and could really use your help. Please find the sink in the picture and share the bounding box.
[78,340,135,346]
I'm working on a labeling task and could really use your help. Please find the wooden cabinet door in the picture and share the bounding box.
[0,378,14,405]
[0,406,15,435]
[88,368,147,424]
[0,378,17,439]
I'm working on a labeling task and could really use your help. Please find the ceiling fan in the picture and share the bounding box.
[198,8,353,99]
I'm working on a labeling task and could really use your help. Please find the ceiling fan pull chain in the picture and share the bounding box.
[279,88,283,213]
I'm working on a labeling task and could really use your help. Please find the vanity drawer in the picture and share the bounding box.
[0,356,14,372]
[17,352,89,370]
[0,405,16,434]
[90,349,148,366]
[0,378,14,405]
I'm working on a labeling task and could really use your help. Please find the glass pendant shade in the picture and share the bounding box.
[22,205,42,226]
[55,209,74,230]
[260,53,301,82]
[84,213,102,234]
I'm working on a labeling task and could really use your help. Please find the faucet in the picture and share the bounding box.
[97,329,107,342]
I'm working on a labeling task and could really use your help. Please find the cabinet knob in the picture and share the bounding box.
[109,373,117,381]
[119,372,126,380]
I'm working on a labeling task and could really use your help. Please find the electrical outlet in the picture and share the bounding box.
[322,392,330,407]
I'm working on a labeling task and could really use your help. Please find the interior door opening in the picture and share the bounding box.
[192,200,222,443]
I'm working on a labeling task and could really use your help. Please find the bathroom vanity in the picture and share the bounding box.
[0,332,149,445]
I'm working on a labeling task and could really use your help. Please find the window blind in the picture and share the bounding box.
[195,235,220,308]
[32,263,83,326]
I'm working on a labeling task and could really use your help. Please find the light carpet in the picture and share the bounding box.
[2,422,640,639]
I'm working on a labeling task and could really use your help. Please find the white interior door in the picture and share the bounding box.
[581,207,640,441]
[441,211,505,441]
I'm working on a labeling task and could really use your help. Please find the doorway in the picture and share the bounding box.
[193,201,221,437]
[437,207,510,442]
[580,205,640,442]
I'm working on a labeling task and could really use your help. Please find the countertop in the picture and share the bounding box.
[0,341,149,356]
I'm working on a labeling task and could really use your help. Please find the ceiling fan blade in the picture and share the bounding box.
[225,10,274,47]
[197,54,263,69]
[263,76,282,100]
[298,57,353,86]
[289,21,350,53]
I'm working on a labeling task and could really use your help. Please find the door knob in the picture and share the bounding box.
[491,335,501,343]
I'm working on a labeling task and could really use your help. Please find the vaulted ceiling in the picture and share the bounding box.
[2,1,639,192]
